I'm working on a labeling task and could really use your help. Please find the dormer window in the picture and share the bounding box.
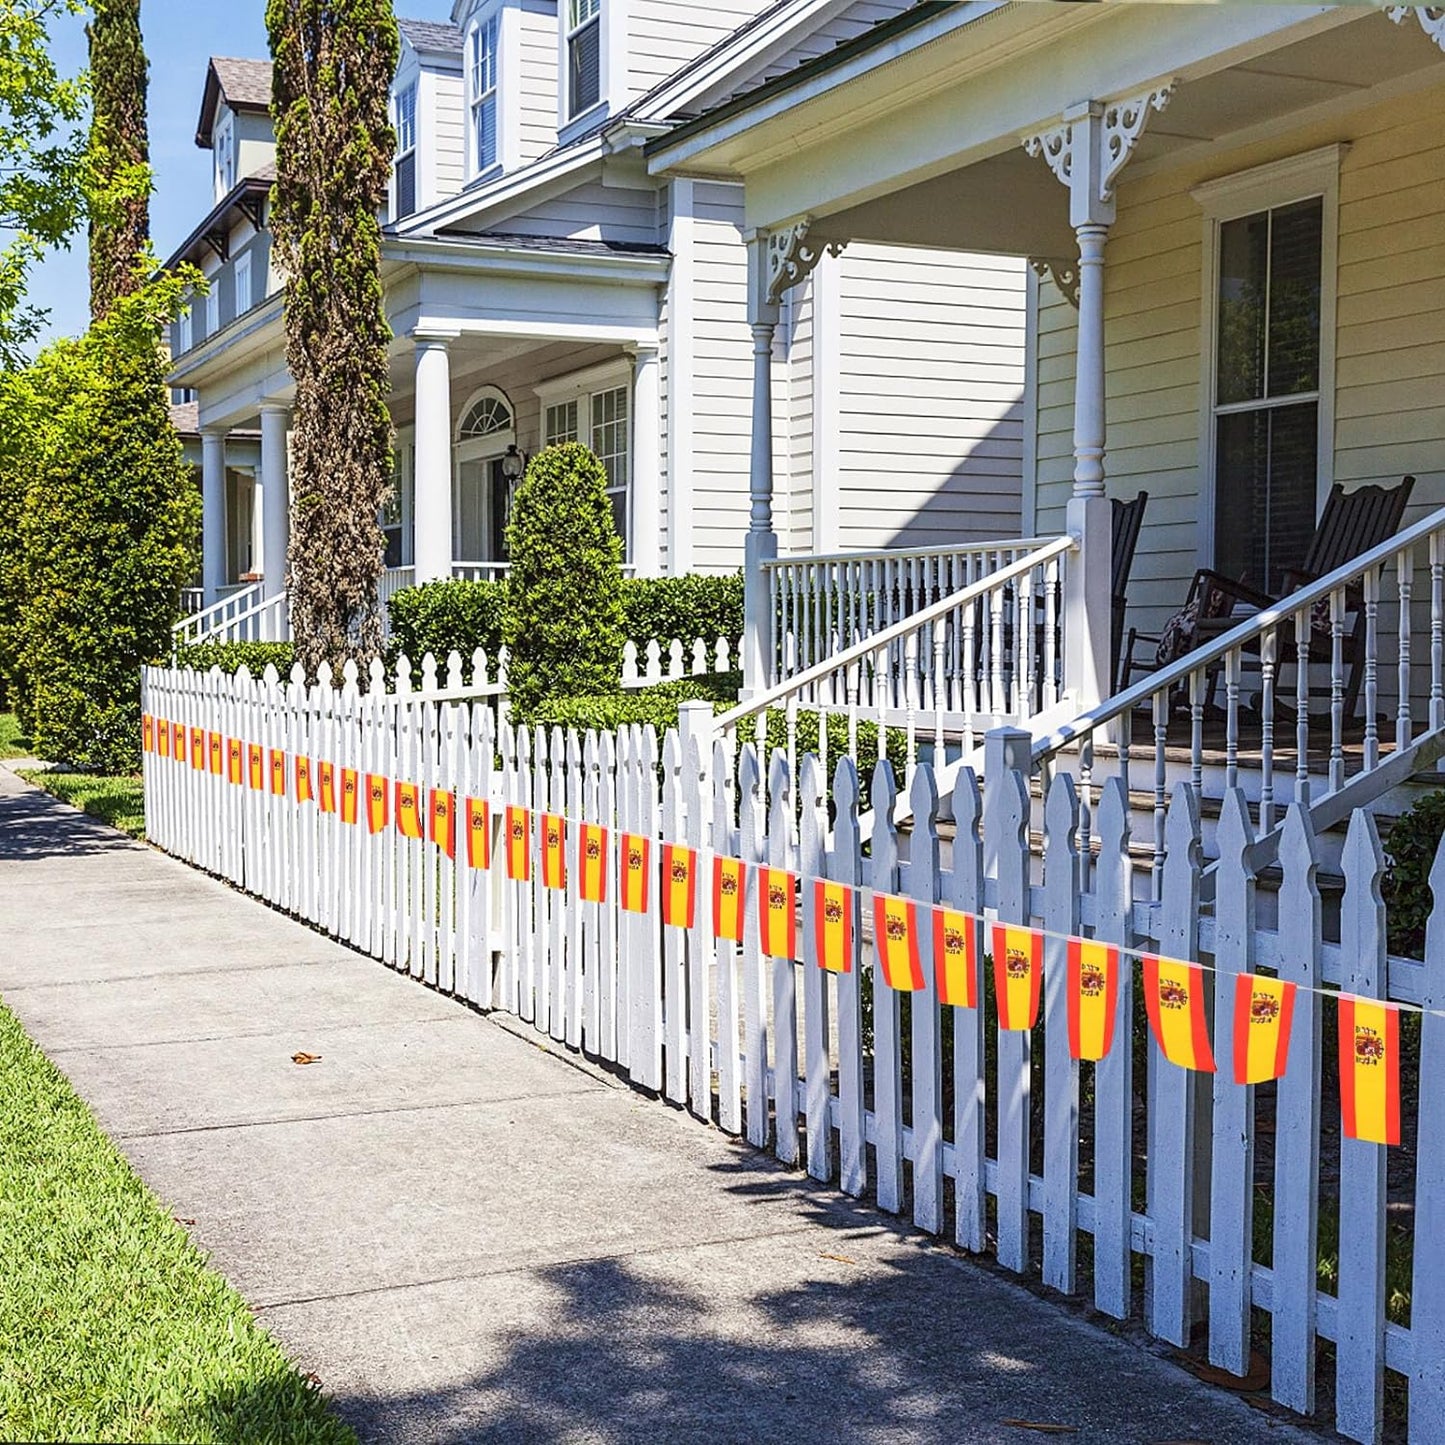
[567,0,601,118]
[394,83,417,219]
[469,16,499,174]
[215,114,236,194]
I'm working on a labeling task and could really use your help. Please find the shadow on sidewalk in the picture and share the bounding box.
[0,781,138,863]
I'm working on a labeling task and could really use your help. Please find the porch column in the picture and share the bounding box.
[628,341,662,577]
[259,404,290,601]
[200,428,227,605]
[413,330,457,585]
[743,232,780,697]
[1025,86,1174,709]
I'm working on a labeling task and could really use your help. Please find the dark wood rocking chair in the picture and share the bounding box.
[1110,490,1148,693]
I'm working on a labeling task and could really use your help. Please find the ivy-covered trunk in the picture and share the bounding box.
[267,0,399,677]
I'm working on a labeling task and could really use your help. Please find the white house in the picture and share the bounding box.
[168,1,1033,631]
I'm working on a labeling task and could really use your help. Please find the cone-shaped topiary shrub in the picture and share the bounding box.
[502,442,624,716]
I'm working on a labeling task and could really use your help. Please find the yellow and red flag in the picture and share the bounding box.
[340,768,359,825]
[1143,955,1216,1073]
[142,714,154,753]
[248,743,264,790]
[190,727,205,770]
[712,856,746,941]
[395,782,424,840]
[464,797,490,868]
[365,773,389,833]
[1339,995,1401,1146]
[1232,973,1296,1085]
[992,923,1044,1031]
[505,805,530,881]
[933,907,981,1008]
[661,844,697,929]
[172,721,185,760]
[578,823,608,903]
[269,749,287,797]
[157,717,170,758]
[317,761,337,813]
[208,732,224,776]
[873,893,923,991]
[429,789,456,859]
[540,813,567,890]
[1067,938,1121,1062]
[620,832,650,913]
[811,879,854,974]
[760,868,798,961]
[295,755,314,804]
[227,737,243,785]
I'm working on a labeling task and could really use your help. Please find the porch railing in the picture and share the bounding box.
[172,582,266,647]
[1032,502,1445,892]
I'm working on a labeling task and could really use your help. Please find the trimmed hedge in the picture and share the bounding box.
[528,675,740,734]
[1383,791,1445,960]
[621,572,742,644]
[172,641,297,677]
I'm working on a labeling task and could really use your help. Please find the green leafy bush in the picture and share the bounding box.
[171,641,297,677]
[529,676,739,734]
[387,579,505,667]
[503,443,624,715]
[13,277,199,772]
[1383,791,1445,959]
[623,572,742,643]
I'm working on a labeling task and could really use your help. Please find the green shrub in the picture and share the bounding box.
[14,277,199,772]
[387,579,505,667]
[503,443,624,715]
[623,573,742,643]
[1383,790,1445,959]
[171,641,297,677]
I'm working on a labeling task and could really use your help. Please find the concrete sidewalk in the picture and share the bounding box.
[0,767,1314,1445]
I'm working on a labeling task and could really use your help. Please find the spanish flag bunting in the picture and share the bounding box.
[812,879,854,974]
[873,893,923,991]
[340,768,359,825]
[1338,994,1401,1146]
[1143,955,1216,1073]
[429,789,456,859]
[295,755,314,804]
[578,823,608,903]
[933,907,980,1008]
[505,805,530,881]
[992,923,1044,1031]
[318,760,337,813]
[172,721,185,759]
[157,717,170,757]
[620,832,650,913]
[208,732,224,776]
[395,781,424,840]
[190,727,206,770]
[227,737,243,785]
[365,773,389,833]
[712,856,746,941]
[1067,938,1121,1062]
[269,749,287,797]
[661,844,698,929]
[541,813,567,890]
[760,868,798,960]
[1232,973,1296,1086]
[248,743,264,790]
[465,797,490,868]
[142,714,154,753]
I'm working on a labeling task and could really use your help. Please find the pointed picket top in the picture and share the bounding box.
[393,653,412,692]
[421,653,439,693]
[342,657,359,689]
[441,650,460,690]
[289,661,306,689]
[641,723,659,770]
[1341,809,1387,997]
[1164,780,1203,873]
[1216,788,1256,880]
[667,638,685,678]
[1094,776,1131,927]
[599,724,616,781]
[317,660,333,690]
[798,751,825,819]
[645,638,663,679]
[262,663,280,687]
[910,762,941,887]
[518,724,532,770]
[662,726,682,779]
[738,740,762,816]
[1044,770,1079,887]
[621,639,640,685]
[718,637,732,673]
[1279,802,1321,911]
[368,655,387,696]
[690,637,707,675]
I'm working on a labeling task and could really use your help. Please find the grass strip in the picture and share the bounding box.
[19,769,145,839]
[0,1002,357,1444]
[0,711,31,760]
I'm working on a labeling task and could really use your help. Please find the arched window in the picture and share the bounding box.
[457,387,514,441]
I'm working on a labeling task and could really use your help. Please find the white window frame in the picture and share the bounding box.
[205,281,220,338]
[234,251,253,317]
[215,113,235,195]
[392,80,418,219]
[468,12,502,180]
[1192,144,1345,574]
[536,359,633,556]
[177,302,192,355]
[558,0,624,138]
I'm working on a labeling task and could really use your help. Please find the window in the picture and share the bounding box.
[234,252,252,316]
[459,390,514,441]
[177,304,192,355]
[566,0,601,118]
[591,385,629,546]
[394,83,417,219]
[470,16,500,174]
[1211,196,1323,594]
[544,400,578,446]
[215,115,235,194]
[539,368,631,554]
[205,284,220,338]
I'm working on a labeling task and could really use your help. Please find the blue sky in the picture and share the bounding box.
[30,0,456,349]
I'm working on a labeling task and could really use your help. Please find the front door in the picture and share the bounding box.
[456,457,511,563]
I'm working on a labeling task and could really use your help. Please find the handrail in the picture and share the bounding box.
[760,537,1055,570]
[716,533,1076,734]
[172,581,264,638]
[1030,502,1445,766]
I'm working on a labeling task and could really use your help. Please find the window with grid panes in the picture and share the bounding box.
[544,399,578,446]
[470,16,499,174]
[394,83,417,218]
[591,385,629,551]
[567,0,601,117]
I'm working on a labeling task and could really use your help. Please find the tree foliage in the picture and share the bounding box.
[86,0,149,319]
[267,0,399,678]
[502,443,625,716]
[10,273,199,771]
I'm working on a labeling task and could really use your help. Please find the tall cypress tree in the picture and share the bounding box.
[267,0,399,676]
[87,0,150,319]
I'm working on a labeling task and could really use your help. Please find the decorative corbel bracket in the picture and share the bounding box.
[1029,258,1080,310]
[766,217,846,304]
[1386,5,1445,53]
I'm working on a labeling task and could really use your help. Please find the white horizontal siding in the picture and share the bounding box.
[432,71,466,202]
[486,179,662,246]
[518,6,558,164]
[627,0,773,103]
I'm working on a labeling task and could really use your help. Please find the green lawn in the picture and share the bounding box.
[19,769,146,839]
[0,711,31,759]
[0,1003,357,1444]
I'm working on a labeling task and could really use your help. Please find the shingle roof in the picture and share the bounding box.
[210,57,273,110]
[435,230,671,258]
[398,18,463,53]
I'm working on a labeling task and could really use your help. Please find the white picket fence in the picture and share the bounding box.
[141,659,1445,1444]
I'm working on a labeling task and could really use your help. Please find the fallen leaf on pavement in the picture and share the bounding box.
[1002,1423,1077,1435]
[819,1253,856,1265]
[291,1052,322,1065]
[1182,1351,1269,1393]
[174,1217,195,1226]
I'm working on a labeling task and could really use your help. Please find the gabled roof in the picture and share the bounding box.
[398,18,464,55]
[162,173,273,273]
[196,57,273,148]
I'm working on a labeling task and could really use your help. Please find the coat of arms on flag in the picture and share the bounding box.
[992,923,1043,1030]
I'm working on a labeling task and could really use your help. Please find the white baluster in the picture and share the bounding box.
[1397,546,1413,752]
